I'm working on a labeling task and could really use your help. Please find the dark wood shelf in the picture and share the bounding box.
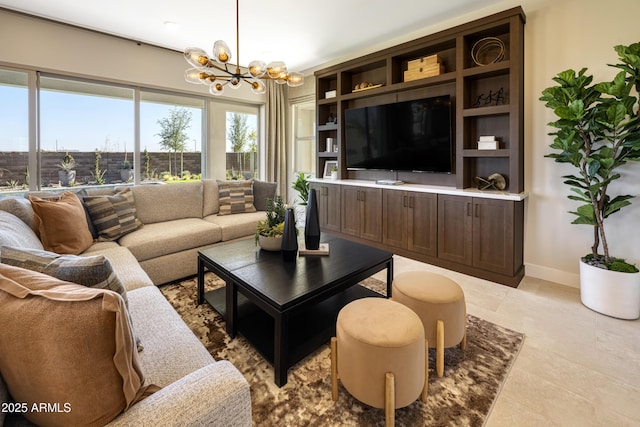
[318,98,338,105]
[318,123,338,131]
[319,152,338,158]
[463,149,511,157]
[463,105,511,117]
[462,60,510,77]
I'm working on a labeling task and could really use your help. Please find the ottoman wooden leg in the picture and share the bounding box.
[421,338,429,403]
[385,372,395,427]
[331,337,338,401]
[436,320,444,377]
[460,328,467,350]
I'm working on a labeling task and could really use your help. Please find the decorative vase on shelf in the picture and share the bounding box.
[304,188,321,250]
[281,207,298,262]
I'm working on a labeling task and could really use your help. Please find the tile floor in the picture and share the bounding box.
[371,255,640,427]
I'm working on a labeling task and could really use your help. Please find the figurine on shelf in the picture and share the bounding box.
[326,113,337,124]
[473,87,505,107]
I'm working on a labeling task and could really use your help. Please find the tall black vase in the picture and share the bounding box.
[304,188,321,250]
[281,207,298,262]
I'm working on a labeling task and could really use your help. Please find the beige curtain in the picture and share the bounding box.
[265,80,288,197]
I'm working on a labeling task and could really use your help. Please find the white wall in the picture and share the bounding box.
[301,0,640,287]
[0,9,264,103]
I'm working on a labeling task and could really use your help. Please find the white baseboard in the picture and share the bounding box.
[525,263,580,289]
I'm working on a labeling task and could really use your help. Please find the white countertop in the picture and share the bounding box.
[309,178,529,201]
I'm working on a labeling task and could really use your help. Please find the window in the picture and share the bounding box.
[225,110,259,180]
[292,101,316,175]
[141,91,204,181]
[0,68,259,196]
[0,68,29,195]
[39,76,134,188]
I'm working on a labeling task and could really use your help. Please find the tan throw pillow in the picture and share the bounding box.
[217,179,257,216]
[0,246,143,351]
[83,188,143,241]
[28,192,94,255]
[0,263,155,426]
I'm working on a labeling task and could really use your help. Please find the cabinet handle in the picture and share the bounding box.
[409,196,414,209]
[403,196,408,207]
[361,191,366,202]
[466,202,472,216]
[475,204,479,218]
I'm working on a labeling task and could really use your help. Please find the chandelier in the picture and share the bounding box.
[183,0,304,96]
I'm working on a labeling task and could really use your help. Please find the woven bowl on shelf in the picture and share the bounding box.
[471,37,505,66]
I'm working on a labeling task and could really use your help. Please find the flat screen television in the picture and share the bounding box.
[344,94,453,173]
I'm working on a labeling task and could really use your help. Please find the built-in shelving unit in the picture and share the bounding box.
[313,7,526,286]
[315,6,525,193]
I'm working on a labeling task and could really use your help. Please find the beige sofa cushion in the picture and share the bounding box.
[204,211,266,242]
[0,211,44,251]
[0,263,151,426]
[202,179,220,217]
[118,218,222,262]
[132,182,203,224]
[0,197,35,230]
[82,243,154,291]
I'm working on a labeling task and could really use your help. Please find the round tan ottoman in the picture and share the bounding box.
[331,297,427,427]
[392,271,466,378]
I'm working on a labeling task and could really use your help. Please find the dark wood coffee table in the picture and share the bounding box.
[197,234,393,386]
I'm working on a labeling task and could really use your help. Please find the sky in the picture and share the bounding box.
[0,83,257,153]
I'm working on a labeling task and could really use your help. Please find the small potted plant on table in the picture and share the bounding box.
[540,42,640,319]
[255,196,286,251]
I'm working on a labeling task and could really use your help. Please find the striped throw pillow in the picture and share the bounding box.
[217,179,257,216]
[83,188,142,241]
[0,246,129,307]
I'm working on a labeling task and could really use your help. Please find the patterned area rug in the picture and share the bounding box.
[160,273,524,427]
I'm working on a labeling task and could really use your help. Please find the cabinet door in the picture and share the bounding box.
[360,187,382,242]
[340,185,361,237]
[382,190,408,249]
[408,193,438,257]
[437,194,473,265]
[311,183,341,233]
[472,198,514,275]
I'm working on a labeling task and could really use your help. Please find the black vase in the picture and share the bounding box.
[281,207,298,262]
[304,188,321,250]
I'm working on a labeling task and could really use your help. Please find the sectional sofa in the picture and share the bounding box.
[0,179,276,426]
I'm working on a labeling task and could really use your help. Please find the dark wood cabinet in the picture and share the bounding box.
[383,190,437,256]
[311,180,525,286]
[437,194,521,277]
[310,182,341,233]
[437,194,473,265]
[341,185,382,242]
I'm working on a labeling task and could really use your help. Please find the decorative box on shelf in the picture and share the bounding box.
[477,135,499,150]
[325,90,337,99]
[404,54,444,82]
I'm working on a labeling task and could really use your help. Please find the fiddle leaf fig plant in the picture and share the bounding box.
[540,42,640,272]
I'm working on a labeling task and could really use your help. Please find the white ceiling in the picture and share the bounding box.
[0,0,503,72]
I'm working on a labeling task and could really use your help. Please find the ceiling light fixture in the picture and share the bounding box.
[183,0,304,96]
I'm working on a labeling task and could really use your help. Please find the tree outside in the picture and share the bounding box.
[227,113,257,177]
[157,108,192,176]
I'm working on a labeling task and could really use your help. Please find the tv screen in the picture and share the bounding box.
[344,95,453,173]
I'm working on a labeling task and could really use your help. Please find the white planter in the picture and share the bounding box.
[258,235,282,251]
[580,259,640,320]
[295,205,306,229]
